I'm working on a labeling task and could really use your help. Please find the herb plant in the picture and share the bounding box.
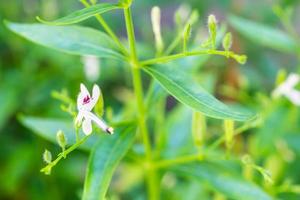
[5,0,299,199]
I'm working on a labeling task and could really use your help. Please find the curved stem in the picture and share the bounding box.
[80,0,128,56]
[41,135,89,174]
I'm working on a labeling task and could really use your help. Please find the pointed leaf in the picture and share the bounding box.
[229,15,298,53]
[82,124,136,200]
[19,116,99,151]
[37,3,122,25]
[175,162,272,200]
[6,22,124,60]
[143,65,254,121]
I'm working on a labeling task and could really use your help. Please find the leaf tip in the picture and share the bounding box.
[36,16,45,23]
[3,20,13,30]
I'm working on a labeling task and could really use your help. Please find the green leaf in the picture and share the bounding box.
[19,116,99,151]
[163,105,194,157]
[229,15,298,53]
[82,124,136,200]
[37,3,122,25]
[6,22,124,60]
[175,162,272,200]
[143,65,254,121]
[94,89,104,117]
[0,72,21,130]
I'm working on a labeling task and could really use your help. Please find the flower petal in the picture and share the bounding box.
[75,111,84,126]
[82,118,93,135]
[286,73,300,87]
[77,83,91,110]
[90,84,100,107]
[285,90,300,106]
[83,111,113,134]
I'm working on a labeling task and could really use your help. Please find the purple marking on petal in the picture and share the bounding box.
[83,95,91,105]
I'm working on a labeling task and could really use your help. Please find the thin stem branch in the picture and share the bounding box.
[141,50,239,66]
[153,154,204,169]
[80,0,128,56]
[41,135,89,173]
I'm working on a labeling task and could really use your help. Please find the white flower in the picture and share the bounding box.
[75,83,114,135]
[81,55,100,82]
[272,73,300,106]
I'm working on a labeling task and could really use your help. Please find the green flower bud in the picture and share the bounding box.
[43,149,52,164]
[183,24,192,40]
[188,10,199,25]
[119,0,132,7]
[90,0,97,5]
[151,6,164,54]
[224,119,234,149]
[182,24,192,52]
[222,32,232,51]
[233,54,247,65]
[242,154,254,165]
[207,14,217,48]
[56,130,67,150]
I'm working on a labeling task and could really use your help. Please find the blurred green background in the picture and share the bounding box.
[1,0,300,199]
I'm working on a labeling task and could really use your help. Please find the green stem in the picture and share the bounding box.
[124,7,158,200]
[224,119,234,150]
[80,0,128,56]
[141,50,241,66]
[192,112,206,152]
[153,154,204,169]
[75,127,80,142]
[208,117,261,151]
[41,135,89,173]
[164,34,182,55]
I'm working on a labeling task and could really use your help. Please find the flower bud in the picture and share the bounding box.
[56,130,67,150]
[90,0,97,5]
[222,32,232,51]
[119,0,132,7]
[242,154,254,165]
[224,119,234,149]
[151,6,164,53]
[183,24,192,39]
[207,14,217,49]
[43,149,52,164]
[188,10,199,25]
[233,54,247,65]
[208,15,217,34]
[182,23,192,52]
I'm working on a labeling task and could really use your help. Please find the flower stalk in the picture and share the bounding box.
[124,6,159,200]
